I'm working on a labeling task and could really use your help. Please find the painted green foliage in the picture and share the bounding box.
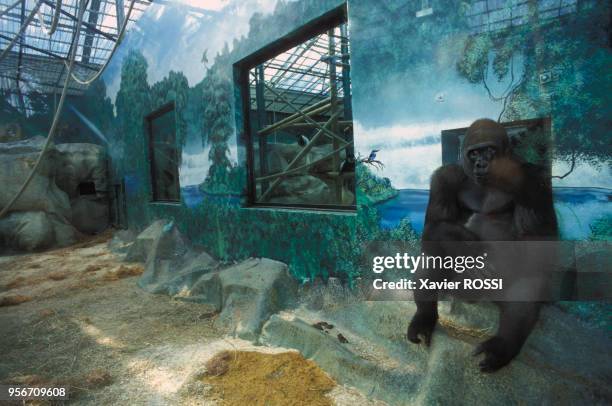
[79,80,115,135]
[356,162,398,205]
[199,62,244,195]
[174,192,417,283]
[456,0,611,167]
[102,0,423,282]
[113,50,152,226]
[116,50,151,151]
[589,215,612,242]
[151,70,189,150]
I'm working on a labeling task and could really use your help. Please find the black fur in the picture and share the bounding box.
[407,122,558,373]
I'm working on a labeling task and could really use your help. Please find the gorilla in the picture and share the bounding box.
[407,118,558,372]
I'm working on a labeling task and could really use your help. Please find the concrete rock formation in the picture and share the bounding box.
[57,143,109,234]
[260,299,612,405]
[215,258,297,340]
[0,137,72,219]
[55,143,107,199]
[127,221,611,405]
[130,220,297,340]
[0,137,109,252]
[0,211,77,251]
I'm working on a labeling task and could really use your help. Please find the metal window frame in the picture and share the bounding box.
[234,4,355,212]
[146,101,181,203]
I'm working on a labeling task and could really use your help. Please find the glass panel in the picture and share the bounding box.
[149,107,180,201]
[247,22,355,208]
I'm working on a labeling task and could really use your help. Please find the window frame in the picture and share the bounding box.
[234,4,355,212]
[146,102,181,203]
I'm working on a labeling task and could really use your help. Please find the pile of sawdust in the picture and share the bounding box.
[0,295,32,307]
[48,271,70,281]
[203,351,336,406]
[82,369,113,388]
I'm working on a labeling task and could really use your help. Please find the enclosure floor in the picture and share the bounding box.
[0,235,380,405]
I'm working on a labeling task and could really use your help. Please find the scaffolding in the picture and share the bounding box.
[248,23,355,207]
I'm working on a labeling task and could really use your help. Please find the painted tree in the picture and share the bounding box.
[201,65,234,193]
[115,50,151,159]
[456,1,611,175]
[151,70,189,149]
[113,50,152,227]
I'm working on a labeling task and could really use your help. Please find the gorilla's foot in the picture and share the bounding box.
[473,336,518,373]
[407,311,438,346]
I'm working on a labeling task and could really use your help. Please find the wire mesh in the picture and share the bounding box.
[249,25,350,115]
[0,0,149,106]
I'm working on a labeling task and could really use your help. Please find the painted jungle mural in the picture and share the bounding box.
[350,0,611,242]
[27,0,608,284]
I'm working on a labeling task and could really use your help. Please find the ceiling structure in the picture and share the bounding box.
[466,0,577,34]
[0,0,150,113]
[249,26,351,115]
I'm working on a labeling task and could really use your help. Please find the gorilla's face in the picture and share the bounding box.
[465,143,498,184]
[461,119,510,185]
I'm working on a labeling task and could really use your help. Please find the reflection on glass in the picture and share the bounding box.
[246,22,355,208]
[148,105,180,202]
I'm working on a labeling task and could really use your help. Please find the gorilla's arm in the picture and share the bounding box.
[476,159,557,372]
[407,165,478,346]
[514,163,558,238]
[488,158,558,238]
[422,164,479,242]
[474,302,540,372]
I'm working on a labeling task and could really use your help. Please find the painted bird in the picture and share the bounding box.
[368,149,379,161]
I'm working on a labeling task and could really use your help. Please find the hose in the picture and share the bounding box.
[66,0,136,85]
[0,0,43,63]
[36,0,62,35]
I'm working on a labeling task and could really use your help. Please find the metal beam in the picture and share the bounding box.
[0,34,100,71]
[151,0,216,15]
[41,0,117,41]
[255,64,268,189]
[328,27,341,201]
[0,75,82,93]
[258,112,340,201]
[340,25,352,121]
[115,0,125,31]
[15,0,26,113]
[0,11,99,36]
[81,0,102,64]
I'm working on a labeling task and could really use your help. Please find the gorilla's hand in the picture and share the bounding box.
[488,156,524,193]
[473,336,519,373]
[407,310,438,346]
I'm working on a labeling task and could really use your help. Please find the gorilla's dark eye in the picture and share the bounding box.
[469,150,479,160]
[486,147,496,158]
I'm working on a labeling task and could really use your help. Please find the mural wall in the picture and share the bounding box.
[350,0,611,242]
[68,0,610,281]
[97,0,364,282]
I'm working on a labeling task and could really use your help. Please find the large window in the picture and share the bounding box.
[239,7,355,210]
[147,103,180,202]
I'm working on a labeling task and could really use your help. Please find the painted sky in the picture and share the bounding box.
[103,0,284,102]
[100,0,611,191]
[357,118,612,190]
